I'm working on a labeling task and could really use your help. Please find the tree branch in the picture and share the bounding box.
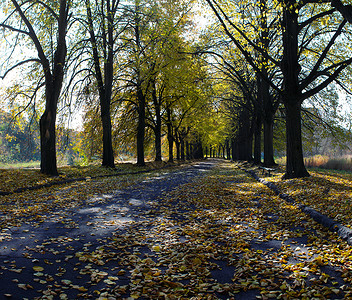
[301,19,347,90]
[298,9,336,31]
[0,23,30,35]
[302,57,352,100]
[0,59,41,79]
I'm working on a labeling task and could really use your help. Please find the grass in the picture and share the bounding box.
[244,161,352,228]
[0,159,191,230]
[0,161,41,169]
[276,155,352,173]
[0,159,178,193]
[3,158,352,229]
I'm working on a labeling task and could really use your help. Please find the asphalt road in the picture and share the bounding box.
[0,159,349,299]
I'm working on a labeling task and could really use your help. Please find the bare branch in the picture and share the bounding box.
[0,58,41,80]
[302,57,352,100]
[298,9,336,31]
[0,23,30,35]
[301,19,347,90]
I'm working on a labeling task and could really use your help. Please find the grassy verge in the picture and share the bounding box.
[277,155,352,173]
[0,160,191,230]
[241,162,352,229]
[0,160,175,193]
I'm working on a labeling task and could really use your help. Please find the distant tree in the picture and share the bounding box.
[0,110,40,163]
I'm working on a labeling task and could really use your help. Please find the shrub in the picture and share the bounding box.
[304,155,329,168]
[322,156,352,172]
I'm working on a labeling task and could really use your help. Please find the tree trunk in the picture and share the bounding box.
[154,124,162,162]
[231,139,236,161]
[237,106,253,161]
[262,77,276,166]
[166,107,173,162]
[283,101,309,178]
[263,116,275,166]
[181,138,185,161]
[186,141,190,160]
[40,102,58,176]
[137,86,146,166]
[135,4,145,166]
[258,0,275,167]
[86,0,115,168]
[152,81,162,162]
[40,0,68,176]
[101,106,115,167]
[281,1,309,178]
[175,137,181,161]
[189,144,193,159]
[253,112,262,164]
[226,139,231,160]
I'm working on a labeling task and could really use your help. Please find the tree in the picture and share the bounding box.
[83,0,121,168]
[0,0,71,175]
[206,0,352,178]
[119,0,154,166]
[199,0,281,166]
[118,0,197,165]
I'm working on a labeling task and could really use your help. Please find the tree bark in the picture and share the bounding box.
[176,139,181,161]
[152,84,162,162]
[263,115,275,166]
[186,141,190,160]
[231,137,239,161]
[154,125,162,162]
[226,139,231,160]
[181,138,185,160]
[283,101,309,178]
[40,95,59,176]
[137,85,146,166]
[166,107,173,162]
[86,0,115,168]
[258,1,276,167]
[237,106,253,161]
[100,104,115,167]
[253,111,262,164]
[262,78,276,166]
[39,0,68,175]
[281,1,309,178]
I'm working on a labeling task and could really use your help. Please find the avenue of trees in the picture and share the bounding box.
[1,0,352,179]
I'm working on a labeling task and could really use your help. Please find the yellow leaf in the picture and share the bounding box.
[192,257,201,265]
[152,245,161,252]
[33,266,44,272]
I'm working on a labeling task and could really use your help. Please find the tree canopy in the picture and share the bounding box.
[0,0,352,178]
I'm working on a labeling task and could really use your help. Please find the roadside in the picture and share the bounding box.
[240,163,352,229]
[1,159,351,299]
[244,166,352,246]
[0,161,192,229]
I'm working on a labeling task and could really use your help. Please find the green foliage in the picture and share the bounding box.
[0,109,40,163]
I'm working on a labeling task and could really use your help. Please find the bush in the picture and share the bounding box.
[304,155,329,168]
[322,156,352,172]
[303,155,352,172]
[276,156,286,165]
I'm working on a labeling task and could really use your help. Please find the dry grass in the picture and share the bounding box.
[0,160,180,193]
[277,155,352,172]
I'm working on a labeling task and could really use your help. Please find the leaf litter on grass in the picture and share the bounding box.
[1,160,352,299]
[251,164,352,228]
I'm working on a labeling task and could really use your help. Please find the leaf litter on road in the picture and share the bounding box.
[0,160,352,299]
